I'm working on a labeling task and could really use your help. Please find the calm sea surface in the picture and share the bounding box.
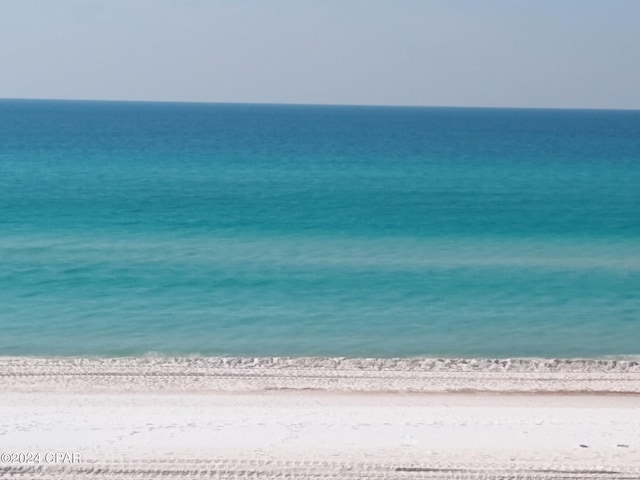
[1,100,639,357]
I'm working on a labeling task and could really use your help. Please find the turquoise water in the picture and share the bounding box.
[1,99,639,357]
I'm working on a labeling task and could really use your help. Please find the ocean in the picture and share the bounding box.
[1,99,639,358]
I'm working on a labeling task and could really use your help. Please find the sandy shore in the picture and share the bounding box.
[1,357,639,479]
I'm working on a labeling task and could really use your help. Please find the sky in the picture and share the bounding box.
[1,0,639,109]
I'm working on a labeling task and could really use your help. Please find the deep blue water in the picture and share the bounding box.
[1,99,639,357]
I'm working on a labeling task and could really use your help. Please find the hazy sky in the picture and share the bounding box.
[1,0,639,109]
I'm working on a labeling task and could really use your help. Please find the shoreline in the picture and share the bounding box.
[2,356,639,394]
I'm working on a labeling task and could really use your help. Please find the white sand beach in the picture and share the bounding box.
[1,357,639,479]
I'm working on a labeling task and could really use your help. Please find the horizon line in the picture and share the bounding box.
[2,96,640,113]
